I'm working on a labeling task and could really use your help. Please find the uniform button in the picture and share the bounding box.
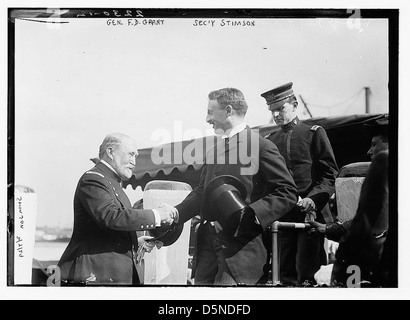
[141,225,144,229]
[151,225,154,228]
[146,225,149,228]
[115,193,119,197]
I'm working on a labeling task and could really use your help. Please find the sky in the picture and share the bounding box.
[12,12,391,229]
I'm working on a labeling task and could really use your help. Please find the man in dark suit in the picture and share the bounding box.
[261,82,339,285]
[312,150,389,287]
[313,117,391,287]
[58,133,176,285]
[331,119,390,287]
[308,116,389,243]
[171,88,298,285]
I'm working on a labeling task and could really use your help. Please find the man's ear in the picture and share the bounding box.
[226,105,233,116]
[106,147,114,160]
[293,101,298,110]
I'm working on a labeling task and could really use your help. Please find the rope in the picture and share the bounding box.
[307,88,364,110]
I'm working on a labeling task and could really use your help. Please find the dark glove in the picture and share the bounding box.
[223,206,260,240]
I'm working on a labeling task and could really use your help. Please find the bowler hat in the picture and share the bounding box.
[261,82,295,110]
[363,115,389,138]
[203,175,248,230]
[148,223,184,247]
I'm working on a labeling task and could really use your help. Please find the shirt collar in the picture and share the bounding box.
[221,122,247,140]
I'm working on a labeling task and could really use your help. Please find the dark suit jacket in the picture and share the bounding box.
[58,162,156,285]
[175,126,298,284]
[266,117,339,212]
[332,150,389,286]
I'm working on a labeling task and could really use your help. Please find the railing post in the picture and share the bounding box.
[271,221,311,286]
[271,221,280,286]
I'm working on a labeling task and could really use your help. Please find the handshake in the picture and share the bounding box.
[156,203,179,226]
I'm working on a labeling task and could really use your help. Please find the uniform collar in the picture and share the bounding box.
[281,116,300,132]
[99,160,122,183]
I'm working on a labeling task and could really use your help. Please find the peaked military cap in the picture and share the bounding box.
[261,82,295,110]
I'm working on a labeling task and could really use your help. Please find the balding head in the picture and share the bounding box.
[99,133,138,180]
[99,133,133,159]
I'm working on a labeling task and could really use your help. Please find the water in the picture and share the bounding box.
[33,241,69,262]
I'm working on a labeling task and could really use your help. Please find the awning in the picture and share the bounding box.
[122,113,388,190]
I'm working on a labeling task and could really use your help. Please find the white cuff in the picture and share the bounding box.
[152,209,161,227]
[255,215,261,225]
[171,207,179,223]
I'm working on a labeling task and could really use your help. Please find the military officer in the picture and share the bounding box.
[58,133,176,285]
[261,82,339,285]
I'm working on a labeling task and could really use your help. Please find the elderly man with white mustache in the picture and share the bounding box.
[58,133,176,285]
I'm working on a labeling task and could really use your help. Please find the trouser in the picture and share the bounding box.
[278,229,326,285]
[132,265,141,285]
[194,222,237,286]
[278,207,326,285]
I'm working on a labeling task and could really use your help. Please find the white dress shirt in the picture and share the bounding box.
[221,122,247,140]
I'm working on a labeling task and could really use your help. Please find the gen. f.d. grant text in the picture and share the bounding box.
[193,19,256,27]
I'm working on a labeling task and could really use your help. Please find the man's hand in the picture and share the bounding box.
[297,197,317,213]
[156,203,178,226]
[308,221,327,235]
[136,236,164,265]
[137,236,156,253]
